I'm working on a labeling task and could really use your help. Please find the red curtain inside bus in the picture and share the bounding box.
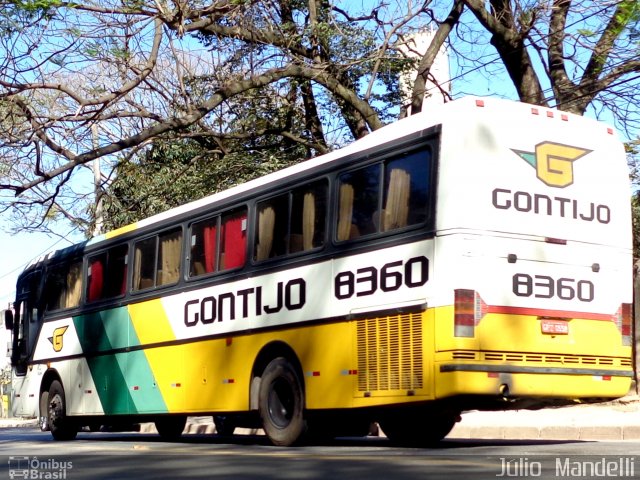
[203,224,217,273]
[87,259,104,301]
[222,214,246,269]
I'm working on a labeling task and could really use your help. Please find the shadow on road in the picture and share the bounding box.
[75,430,587,450]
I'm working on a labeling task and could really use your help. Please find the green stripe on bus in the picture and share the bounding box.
[73,308,166,415]
[75,307,141,351]
[126,350,168,413]
[86,353,132,414]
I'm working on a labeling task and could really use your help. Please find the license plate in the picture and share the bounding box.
[541,319,569,335]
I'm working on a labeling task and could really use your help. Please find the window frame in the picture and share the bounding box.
[131,226,184,294]
[333,144,433,245]
[252,178,329,264]
[85,243,129,304]
[43,258,84,312]
[187,205,249,281]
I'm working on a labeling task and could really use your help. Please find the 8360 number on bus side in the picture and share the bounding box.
[334,256,429,300]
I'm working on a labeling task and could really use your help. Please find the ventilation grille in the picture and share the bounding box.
[357,313,423,392]
[452,351,476,360]
[476,351,625,367]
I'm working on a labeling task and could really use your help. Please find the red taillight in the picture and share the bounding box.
[454,289,487,337]
[613,303,632,346]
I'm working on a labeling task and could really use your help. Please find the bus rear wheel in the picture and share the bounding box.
[258,357,306,446]
[379,408,459,447]
[48,380,77,441]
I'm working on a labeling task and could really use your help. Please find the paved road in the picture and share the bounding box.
[0,427,638,480]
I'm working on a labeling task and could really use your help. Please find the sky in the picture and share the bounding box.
[0,229,83,366]
[0,230,82,308]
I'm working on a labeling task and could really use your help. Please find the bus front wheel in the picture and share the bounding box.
[39,390,50,432]
[213,415,236,436]
[48,380,77,441]
[258,357,306,446]
[155,416,187,440]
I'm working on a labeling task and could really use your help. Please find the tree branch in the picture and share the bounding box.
[464,0,547,105]
[9,62,381,194]
[548,0,575,107]
[409,0,464,114]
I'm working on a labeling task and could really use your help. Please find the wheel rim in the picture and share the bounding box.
[49,394,64,427]
[268,377,294,428]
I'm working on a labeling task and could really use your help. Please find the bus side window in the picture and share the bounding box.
[87,244,128,301]
[133,237,156,289]
[87,254,105,301]
[67,261,83,308]
[157,229,182,286]
[255,195,289,261]
[190,208,247,276]
[190,217,218,277]
[290,181,327,253]
[133,228,182,290]
[45,260,83,310]
[107,245,128,297]
[336,164,380,241]
[336,147,431,241]
[382,148,431,231]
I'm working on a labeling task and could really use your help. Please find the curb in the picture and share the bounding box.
[139,421,262,436]
[449,397,640,441]
[0,419,38,428]
[449,424,640,441]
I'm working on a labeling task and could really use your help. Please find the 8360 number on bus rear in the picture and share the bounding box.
[512,273,594,302]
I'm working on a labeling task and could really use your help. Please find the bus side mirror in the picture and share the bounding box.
[3,309,13,331]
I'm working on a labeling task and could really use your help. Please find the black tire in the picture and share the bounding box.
[258,357,306,446]
[213,415,236,436]
[47,380,77,441]
[379,408,458,447]
[155,416,187,440]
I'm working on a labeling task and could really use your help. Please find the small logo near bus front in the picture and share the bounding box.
[512,142,591,188]
[48,326,68,352]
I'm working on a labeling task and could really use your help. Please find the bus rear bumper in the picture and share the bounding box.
[436,363,633,404]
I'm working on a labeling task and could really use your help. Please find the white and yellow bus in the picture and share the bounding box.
[3,97,633,446]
